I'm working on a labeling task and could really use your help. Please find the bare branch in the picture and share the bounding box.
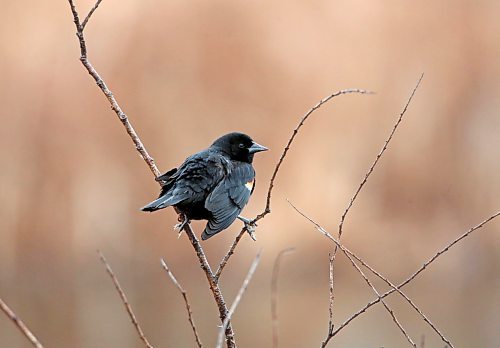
[82,0,103,29]
[160,259,203,348]
[291,201,499,346]
[0,298,44,348]
[327,74,424,343]
[181,223,236,347]
[320,253,335,348]
[271,248,295,348]
[98,251,154,348]
[215,251,261,348]
[67,0,160,178]
[337,74,423,239]
[289,204,416,347]
[215,89,373,280]
[67,2,236,345]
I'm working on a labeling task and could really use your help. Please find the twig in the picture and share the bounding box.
[320,253,335,348]
[337,74,423,239]
[327,74,424,344]
[341,249,416,346]
[291,201,498,346]
[0,298,44,348]
[290,205,416,347]
[98,251,154,348]
[333,210,500,337]
[67,0,160,178]
[81,0,103,29]
[160,258,203,348]
[182,224,236,348]
[215,251,262,348]
[271,248,295,348]
[215,89,373,281]
[68,2,235,346]
[290,201,455,347]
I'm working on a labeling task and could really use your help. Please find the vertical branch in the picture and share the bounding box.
[320,253,335,348]
[215,251,261,348]
[0,298,44,348]
[271,248,295,348]
[98,251,154,348]
[182,224,236,348]
[160,259,203,348]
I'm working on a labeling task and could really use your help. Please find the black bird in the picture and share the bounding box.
[141,132,268,240]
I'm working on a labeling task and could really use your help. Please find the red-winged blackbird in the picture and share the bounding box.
[141,132,268,240]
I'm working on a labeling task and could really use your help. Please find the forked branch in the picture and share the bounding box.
[215,251,261,348]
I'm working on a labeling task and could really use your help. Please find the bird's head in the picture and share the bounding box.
[212,132,268,163]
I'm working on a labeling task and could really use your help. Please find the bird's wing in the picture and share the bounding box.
[202,163,255,239]
[141,151,224,212]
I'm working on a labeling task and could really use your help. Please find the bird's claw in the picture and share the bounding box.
[174,214,189,238]
[238,216,258,241]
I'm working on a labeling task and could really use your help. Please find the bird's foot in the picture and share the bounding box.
[237,216,258,241]
[174,214,189,238]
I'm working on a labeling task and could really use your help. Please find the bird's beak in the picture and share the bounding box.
[248,142,268,154]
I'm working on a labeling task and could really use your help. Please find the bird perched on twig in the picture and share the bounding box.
[141,132,268,240]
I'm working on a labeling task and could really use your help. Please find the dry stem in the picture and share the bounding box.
[0,298,44,348]
[215,89,373,281]
[271,248,295,348]
[98,251,154,348]
[160,259,203,348]
[67,1,235,346]
[215,251,261,348]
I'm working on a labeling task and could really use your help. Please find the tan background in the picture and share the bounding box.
[1,0,499,347]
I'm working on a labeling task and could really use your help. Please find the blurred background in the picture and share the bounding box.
[1,0,499,347]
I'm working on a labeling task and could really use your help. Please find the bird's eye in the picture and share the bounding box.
[238,143,245,149]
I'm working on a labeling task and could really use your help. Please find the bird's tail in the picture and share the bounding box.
[141,195,173,212]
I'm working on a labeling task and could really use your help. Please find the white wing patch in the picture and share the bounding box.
[245,180,254,191]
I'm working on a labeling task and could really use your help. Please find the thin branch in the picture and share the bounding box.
[340,248,416,346]
[290,201,454,347]
[320,253,335,348]
[160,258,203,348]
[333,210,500,338]
[215,251,261,348]
[82,0,103,29]
[98,251,154,348]
[215,89,373,280]
[68,2,236,345]
[291,201,498,346]
[290,205,416,347]
[328,74,423,342]
[337,74,423,239]
[67,0,160,178]
[0,298,44,348]
[271,248,295,348]
[182,223,236,348]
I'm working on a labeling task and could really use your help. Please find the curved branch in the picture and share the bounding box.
[215,89,373,280]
